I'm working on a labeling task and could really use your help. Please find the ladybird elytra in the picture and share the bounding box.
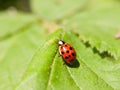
[58,40,76,65]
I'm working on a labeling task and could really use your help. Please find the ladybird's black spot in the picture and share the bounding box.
[61,51,64,54]
[69,55,71,57]
[72,53,75,56]
[66,50,69,53]
[70,47,73,50]
[65,56,69,59]
[65,45,68,47]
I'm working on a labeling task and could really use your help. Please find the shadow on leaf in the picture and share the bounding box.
[84,41,114,59]
[65,59,80,68]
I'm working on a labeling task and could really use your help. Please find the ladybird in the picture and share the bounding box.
[58,40,76,65]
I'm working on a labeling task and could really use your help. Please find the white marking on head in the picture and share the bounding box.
[58,40,64,45]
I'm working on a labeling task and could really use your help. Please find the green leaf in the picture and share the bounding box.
[0,21,48,90]
[15,29,119,90]
[63,0,120,59]
[1,0,120,90]
[16,29,66,90]
[64,31,120,90]
[0,12,36,40]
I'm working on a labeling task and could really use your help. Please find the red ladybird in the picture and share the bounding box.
[58,40,76,65]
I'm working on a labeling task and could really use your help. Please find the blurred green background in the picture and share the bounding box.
[0,0,31,11]
[0,0,120,90]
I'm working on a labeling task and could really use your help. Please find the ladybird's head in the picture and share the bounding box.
[58,40,65,45]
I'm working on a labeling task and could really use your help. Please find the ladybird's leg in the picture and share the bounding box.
[57,52,61,57]
[58,46,62,57]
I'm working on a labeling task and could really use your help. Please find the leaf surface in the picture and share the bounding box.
[63,0,120,59]
[0,19,48,90]
[1,0,120,90]
[31,0,87,21]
